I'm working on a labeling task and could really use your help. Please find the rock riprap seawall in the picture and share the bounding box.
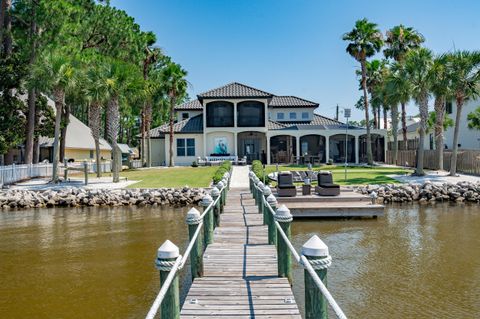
[0,187,207,210]
[356,181,480,204]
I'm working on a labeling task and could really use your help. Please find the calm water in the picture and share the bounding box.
[1,203,479,318]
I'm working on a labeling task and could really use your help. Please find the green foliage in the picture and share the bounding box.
[427,111,454,132]
[212,161,232,184]
[467,106,480,130]
[384,25,425,62]
[251,160,267,182]
[343,18,384,62]
[0,55,27,154]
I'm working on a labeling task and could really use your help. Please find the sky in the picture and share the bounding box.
[111,0,480,121]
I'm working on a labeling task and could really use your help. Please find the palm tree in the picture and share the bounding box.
[32,50,75,182]
[446,51,480,176]
[160,61,188,167]
[84,63,109,177]
[467,106,480,130]
[103,60,142,182]
[429,55,452,170]
[404,48,433,175]
[384,25,424,149]
[343,18,383,165]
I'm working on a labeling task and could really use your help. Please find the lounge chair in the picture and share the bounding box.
[277,172,297,197]
[315,171,340,196]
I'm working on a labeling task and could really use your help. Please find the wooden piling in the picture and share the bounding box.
[302,235,331,319]
[211,187,221,227]
[262,186,272,225]
[266,194,277,245]
[202,194,214,246]
[83,161,88,185]
[156,240,180,319]
[275,204,293,283]
[186,208,203,279]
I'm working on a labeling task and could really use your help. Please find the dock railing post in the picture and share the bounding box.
[216,181,225,214]
[275,204,293,283]
[302,235,332,319]
[257,182,265,214]
[186,208,204,279]
[155,240,180,319]
[211,188,221,227]
[202,194,214,246]
[221,178,228,204]
[266,194,277,245]
[262,186,272,225]
[249,171,254,192]
[253,176,260,204]
[63,159,68,181]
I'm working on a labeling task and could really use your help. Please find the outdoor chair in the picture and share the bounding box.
[237,156,247,166]
[277,172,297,197]
[315,171,340,196]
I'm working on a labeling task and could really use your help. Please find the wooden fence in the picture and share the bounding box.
[386,149,480,175]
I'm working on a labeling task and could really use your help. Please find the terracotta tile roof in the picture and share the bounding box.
[270,96,318,108]
[149,114,203,137]
[174,99,203,110]
[267,120,292,130]
[198,82,273,99]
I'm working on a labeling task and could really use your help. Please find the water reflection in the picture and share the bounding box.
[291,203,480,318]
[1,203,479,318]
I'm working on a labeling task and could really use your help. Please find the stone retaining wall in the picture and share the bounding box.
[0,187,207,210]
[356,181,480,204]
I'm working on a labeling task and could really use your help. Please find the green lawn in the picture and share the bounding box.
[91,166,218,188]
[264,164,412,185]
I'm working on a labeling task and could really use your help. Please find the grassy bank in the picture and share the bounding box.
[264,164,412,185]
[90,167,218,188]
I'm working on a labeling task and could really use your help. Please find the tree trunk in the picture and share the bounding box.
[434,96,446,170]
[107,98,120,182]
[141,108,145,166]
[1,0,12,56]
[145,101,152,167]
[88,102,102,177]
[372,107,378,130]
[168,96,176,167]
[401,102,408,150]
[52,89,64,183]
[383,106,388,129]
[377,108,381,129]
[449,97,463,176]
[391,104,399,165]
[361,59,373,165]
[25,2,38,164]
[416,94,428,176]
[33,137,39,164]
[59,104,70,162]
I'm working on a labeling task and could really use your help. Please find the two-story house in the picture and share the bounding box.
[148,82,387,166]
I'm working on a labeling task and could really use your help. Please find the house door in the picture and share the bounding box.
[244,141,257,163]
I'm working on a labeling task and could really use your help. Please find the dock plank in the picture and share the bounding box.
[180,187,301,319]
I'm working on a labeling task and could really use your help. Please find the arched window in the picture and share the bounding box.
[206,101,234,127]
[237,101,265,127]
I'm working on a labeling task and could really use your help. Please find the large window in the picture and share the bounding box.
[206,101,234,127]
[237,101,265,127]
[177,138,195,156]
[277,112,285,120]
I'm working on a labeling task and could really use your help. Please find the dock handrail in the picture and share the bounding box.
[145,171,230,319]
[251,172,348,319]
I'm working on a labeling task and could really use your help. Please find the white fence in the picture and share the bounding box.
[0,161,113,186]
[0,163,59,186]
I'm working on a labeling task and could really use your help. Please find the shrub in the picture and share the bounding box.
[212,160,232,184]
[191,161,198,167]
[251,160,267,183]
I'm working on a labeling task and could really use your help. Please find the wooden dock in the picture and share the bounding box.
[180,187,301,318]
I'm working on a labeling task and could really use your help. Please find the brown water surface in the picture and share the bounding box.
[1,203,479,318]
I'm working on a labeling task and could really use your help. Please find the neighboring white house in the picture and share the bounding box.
[147,82,387,166]
[395,99,480,151]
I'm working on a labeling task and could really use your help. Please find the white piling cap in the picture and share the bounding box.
[186,207,201,219]
[301,235,329,257]
[253,176,260,184]
[211,187,220,197]
[202,194,213,206]
[266,194,277,205]
[249,171,254,178]
[216,181,225,190]
[263,186,272,196]
[224,172,230,179]
[221,178,227,185]
[157,240,179,259]
[275,204,291,217]
[257,182,265,190]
